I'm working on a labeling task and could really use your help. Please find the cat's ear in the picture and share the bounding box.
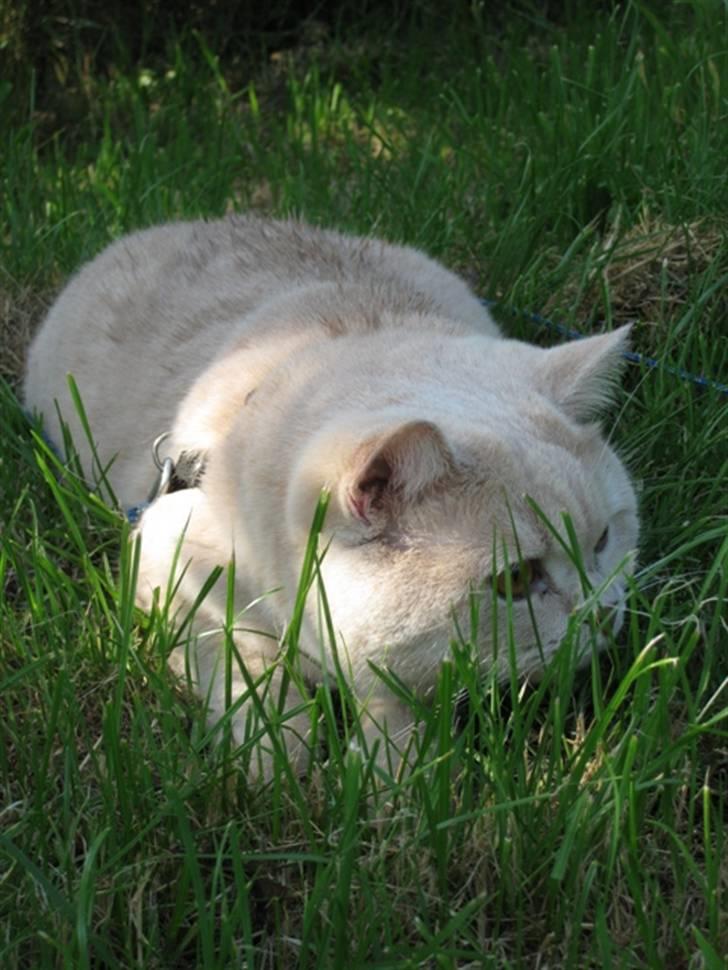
[536,325,631,422]
[342,420,452,525]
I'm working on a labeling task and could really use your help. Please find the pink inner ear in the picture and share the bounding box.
[347,454,392,524]
[347,491,371,524]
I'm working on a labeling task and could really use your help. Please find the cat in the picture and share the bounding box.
[23,215,639,777]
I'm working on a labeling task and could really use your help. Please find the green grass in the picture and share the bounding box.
[2,2,727,966]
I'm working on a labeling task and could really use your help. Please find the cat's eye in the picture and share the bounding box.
[595,526,609,555]
[495,560,536,600]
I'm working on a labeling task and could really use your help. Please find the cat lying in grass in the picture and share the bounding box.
[24,215,638,776]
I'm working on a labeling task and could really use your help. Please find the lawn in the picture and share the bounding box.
[1,2,727,967]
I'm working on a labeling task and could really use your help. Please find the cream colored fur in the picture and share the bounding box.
[24,215,639,776]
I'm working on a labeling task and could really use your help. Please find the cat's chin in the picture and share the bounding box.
[511,622,622,684]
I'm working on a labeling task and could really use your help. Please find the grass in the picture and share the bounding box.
[1,2,727,966]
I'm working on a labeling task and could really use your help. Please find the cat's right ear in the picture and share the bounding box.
[535,325,631,422]
[341,420,453,526]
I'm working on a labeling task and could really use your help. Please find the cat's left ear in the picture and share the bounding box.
[287,417,453,541]
[341,420,453,526]
[536,325,631,422]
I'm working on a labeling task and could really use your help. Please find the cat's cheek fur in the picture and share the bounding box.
[313,549,455,688]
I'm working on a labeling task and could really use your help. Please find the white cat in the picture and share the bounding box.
[24,215,638,776]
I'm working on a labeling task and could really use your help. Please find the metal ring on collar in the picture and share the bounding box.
[147,432,174,503]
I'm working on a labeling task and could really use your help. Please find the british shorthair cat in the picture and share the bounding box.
[24,215,638,775]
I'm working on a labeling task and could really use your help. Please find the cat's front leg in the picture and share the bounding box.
[135,489,314,780]
[170,627,315,781]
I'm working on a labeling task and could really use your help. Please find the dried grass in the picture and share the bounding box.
[0,284,50,387]
[545,214,725,328]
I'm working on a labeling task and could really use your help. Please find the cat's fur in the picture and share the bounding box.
[24,215,638,775]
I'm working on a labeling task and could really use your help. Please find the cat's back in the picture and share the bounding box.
[26,214,496,422]
[31,215,495,354]
[23,216,498,498]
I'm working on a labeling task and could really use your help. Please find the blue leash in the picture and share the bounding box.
[481,299,728,397]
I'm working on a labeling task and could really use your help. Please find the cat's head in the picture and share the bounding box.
[288,326,638,691]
